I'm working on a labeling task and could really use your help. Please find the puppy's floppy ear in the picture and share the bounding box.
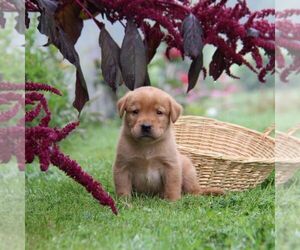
[117,93,129,118]
[169,96,182,123]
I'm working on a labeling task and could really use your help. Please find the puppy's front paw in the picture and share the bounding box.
[116,192,132,199]
[164,193,181,202]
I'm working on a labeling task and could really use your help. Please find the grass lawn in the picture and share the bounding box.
[26,118,275,249]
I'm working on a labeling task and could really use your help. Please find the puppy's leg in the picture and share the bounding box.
[163,163,182,201]
[113,165,132,198]
[181,154,224,196]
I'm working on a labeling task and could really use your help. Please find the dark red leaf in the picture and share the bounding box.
[187,53,203,92]
[209,48,226,81]
[56,1,83,44]
[144,23,164,63]
[120,19,147,90]
[99,27,123,92]
[181,13,203,59]
[73,69,89,113]
[36,0,88,113]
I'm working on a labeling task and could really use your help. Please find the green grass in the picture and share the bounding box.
[26,120,275,250]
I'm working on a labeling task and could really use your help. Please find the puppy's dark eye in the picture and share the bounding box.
[156,110,163,115]
[132,110,139,115]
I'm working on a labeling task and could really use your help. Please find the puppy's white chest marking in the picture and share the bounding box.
[146,168,161,185]
[132,167,163,194]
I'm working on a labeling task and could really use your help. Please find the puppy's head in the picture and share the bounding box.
[117,87,182,141]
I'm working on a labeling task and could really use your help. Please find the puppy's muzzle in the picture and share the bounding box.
[141,123,152,136]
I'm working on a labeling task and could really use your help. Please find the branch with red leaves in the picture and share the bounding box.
[4,2,298,110]
[8,0,275,113]
[0,82,117,215]
[3,1,299,110]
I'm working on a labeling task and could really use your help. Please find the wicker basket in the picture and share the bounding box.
[174,116,275,191]
[266,125,300,185]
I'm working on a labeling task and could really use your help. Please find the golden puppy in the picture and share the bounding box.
[113,86,223,201]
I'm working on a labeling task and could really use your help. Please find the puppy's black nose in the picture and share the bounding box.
[141,124,152,133]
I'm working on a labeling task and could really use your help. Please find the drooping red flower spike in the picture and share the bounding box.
[25,82,118,214]
[25,82,62,96]
[0,82,117,214]
[50,146,117,214]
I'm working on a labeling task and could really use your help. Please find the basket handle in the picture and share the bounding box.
[287,124,300,136]
[263,124,275,136]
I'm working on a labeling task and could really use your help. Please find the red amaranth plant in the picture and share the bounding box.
[0,82,117,215]
[3,0,277,112]
[3,2,300,109]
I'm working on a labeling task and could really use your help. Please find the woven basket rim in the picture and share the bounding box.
[176,115,276,143]
[175,116,275,164]
[177,144,275,164]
